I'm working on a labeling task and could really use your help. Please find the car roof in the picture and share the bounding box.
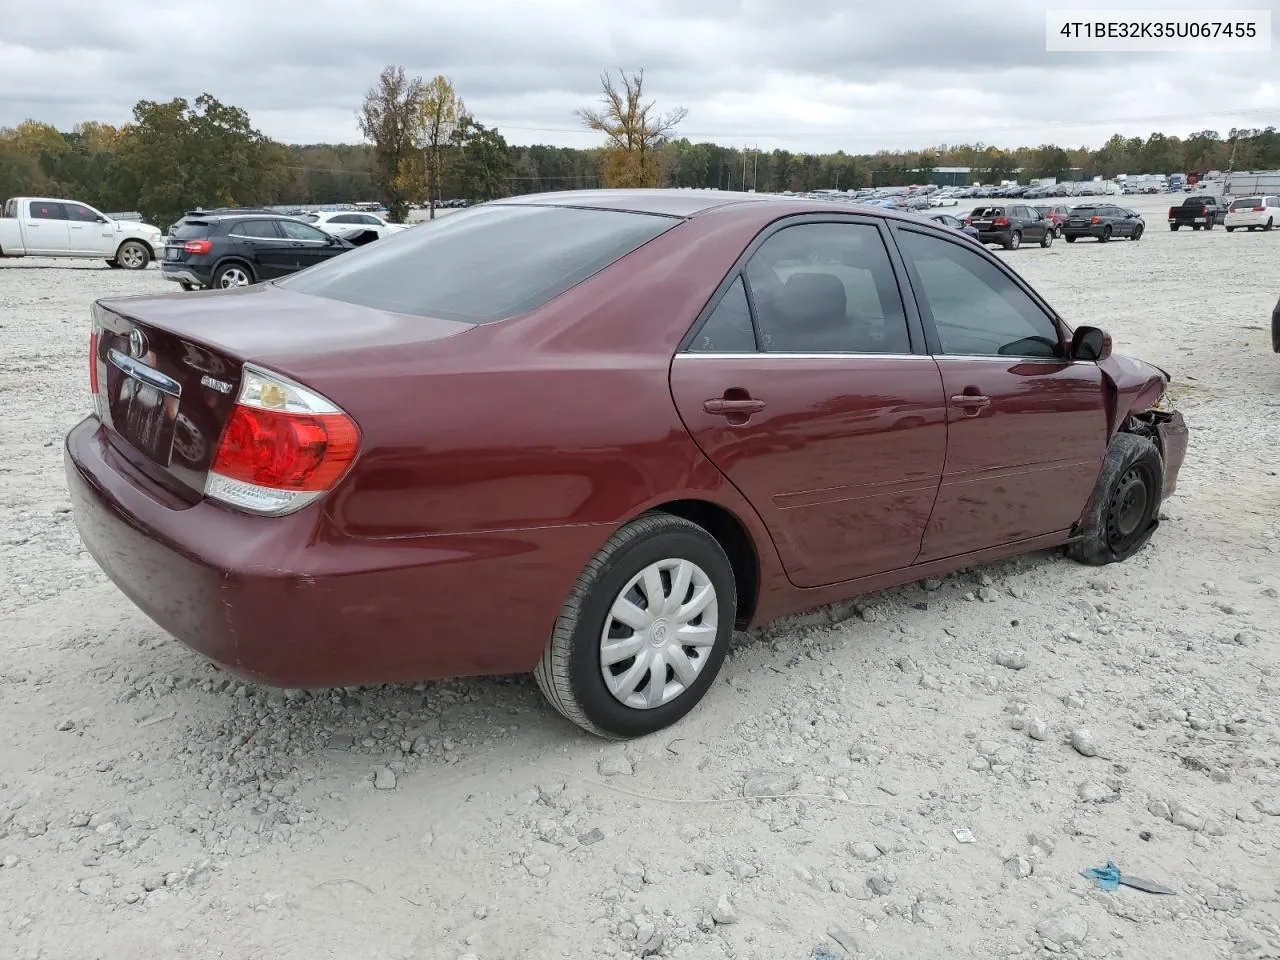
[488,188,962,233]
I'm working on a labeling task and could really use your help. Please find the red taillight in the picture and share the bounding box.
[962,218,972,225]
[1254,206,1266,212]
[89,330,99,395]
[993,216,1008,226]
[183,239,212,255]
[212,405,359,491]
[1090,216,1101,224]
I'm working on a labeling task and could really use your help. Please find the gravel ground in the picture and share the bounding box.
[1,192,1279,960]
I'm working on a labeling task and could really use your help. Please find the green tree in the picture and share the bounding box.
[1029,144,1072,181]
[417,75,466,218]
[578,69,686,188]
[358,65,425,222]
[449,118,512,201]
[111,94,286,227]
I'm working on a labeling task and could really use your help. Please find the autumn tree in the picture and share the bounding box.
[358,65,425,222]
[414,75,466,218]
[578,69,686,188]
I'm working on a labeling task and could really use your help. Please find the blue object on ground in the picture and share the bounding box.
[1081,860,1123,891]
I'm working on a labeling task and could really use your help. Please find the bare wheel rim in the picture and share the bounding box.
[219,267,249,288]
[119,243,146,268]
[599,558,718,710]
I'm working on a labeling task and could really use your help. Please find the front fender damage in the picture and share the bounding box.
[1097,355,1187,499]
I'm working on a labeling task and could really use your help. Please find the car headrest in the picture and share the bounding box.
[777,272,846,326]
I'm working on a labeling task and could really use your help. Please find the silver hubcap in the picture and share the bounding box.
[120,245,145,268]
[599,558,718,710]
[219,268,249,288]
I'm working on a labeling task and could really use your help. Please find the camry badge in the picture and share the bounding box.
[200,374,233,394]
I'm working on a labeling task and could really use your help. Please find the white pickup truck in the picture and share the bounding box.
[0,197,165,269]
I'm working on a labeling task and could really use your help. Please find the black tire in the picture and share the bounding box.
[105,259,122,269]
[1068,433,1164,566]
[1266,218,1275,232]
[213,261,254,289]
[1192,224,1201,231]
[1054,225,1063,238]
[534,513,737,739]
[1040,230,1053,248]
[1065,235,1076,243]
[1226,226,1236,233]
[1169,224,1179,231]
[1205,221,1214,230]
[1099,226,1112,242]
[115,240,150,270]
[1005,230,1021,251]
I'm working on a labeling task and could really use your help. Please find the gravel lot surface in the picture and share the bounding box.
[1,192,1278,960]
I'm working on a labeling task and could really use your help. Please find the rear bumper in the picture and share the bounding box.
[64,416,608,686]
[161,263,212,287]
[1063,225,1107,239]
[1156,411,1189,500]
[975,228,1012,244]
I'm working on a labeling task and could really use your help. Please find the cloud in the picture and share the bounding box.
[0,0,1275,151]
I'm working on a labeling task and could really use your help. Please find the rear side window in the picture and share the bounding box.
[234,220,282,239]
[743,222,911,354]
[28,201,66,220]
[279,204,678,323]
[689,276,756,353]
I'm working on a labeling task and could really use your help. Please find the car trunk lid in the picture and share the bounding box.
[91,283,473,501]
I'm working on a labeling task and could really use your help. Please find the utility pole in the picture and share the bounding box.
[742,148,748,192]
[752,145,759,192]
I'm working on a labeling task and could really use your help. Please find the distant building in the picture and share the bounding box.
[929,166,971,187]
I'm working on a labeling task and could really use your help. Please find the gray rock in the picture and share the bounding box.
[977,586,998,603]
[1148,799,1172,821]
[598,754,634,778]
[911,900,944,926]
[995,649,1029,670]
[77,876,113,898]
[1037,908,1088,946]
[373,768,397,790]
[976,740,1001,757]
[1028,719,1049,741]
[638,932,665,957]
[811,949,844,960]
[1236,806,1262,824]
[1070,728,1099,757]
[1005,856,1033,879]
[921,578,943,591]
[867,875,892,897]
[578,828,605,846]
[711,893,737,925]
[1170,799,1205,831]
[56,719,74,731]
[1077,782,1115,803]
[849,841,881,861]
[827,924,861,954]
[742,770,798,798]
[1255,797,1280,817]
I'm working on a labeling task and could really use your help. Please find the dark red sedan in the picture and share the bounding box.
[65,190,1188,739]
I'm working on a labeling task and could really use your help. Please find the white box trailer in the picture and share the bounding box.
[1225,171,1280,196]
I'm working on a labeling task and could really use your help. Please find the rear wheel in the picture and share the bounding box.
[115,241,149,270]
[1068,433,1164,566]
[534,513,737,739]
[213,262,253,289]
[1205,220,1215,230]
[1266,218,1275,231]
[1192,224,1201,231]
[1054,225,1063,238]
[1099,226,1112,242]
[1169,224,1179,231]
[1065,234,1076,243]
[1227,226,1236,232]
[1006,230,1021,250]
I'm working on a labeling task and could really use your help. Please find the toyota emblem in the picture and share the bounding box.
[128,329,146,359]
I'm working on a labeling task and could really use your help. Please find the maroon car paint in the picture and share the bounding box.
[65,190,1188,688]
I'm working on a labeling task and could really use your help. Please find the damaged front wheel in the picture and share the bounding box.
[1068,432,1164,566]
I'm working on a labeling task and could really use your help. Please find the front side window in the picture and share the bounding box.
[896,228,1061,359]
[279,203,678,323]
[65,203,100,222]
[743,222,911,354]
[279,220,331,242]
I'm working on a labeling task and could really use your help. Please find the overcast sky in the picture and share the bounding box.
[1,0,1276,153]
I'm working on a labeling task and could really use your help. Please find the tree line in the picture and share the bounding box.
[3,66,1279,228]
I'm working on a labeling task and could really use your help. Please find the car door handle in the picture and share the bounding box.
[704,398,766,415]
[951,393,991,409]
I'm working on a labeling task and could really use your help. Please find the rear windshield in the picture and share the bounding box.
[970,207,1004,217]
[1230,197,1262,210]
[1071,207,1099,214]
[278,203,678,323]
[1185,196,1214,204]
[171,221,212,239]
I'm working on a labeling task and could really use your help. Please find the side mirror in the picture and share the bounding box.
[95,215,108,223]
[1071,325,1112,362]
